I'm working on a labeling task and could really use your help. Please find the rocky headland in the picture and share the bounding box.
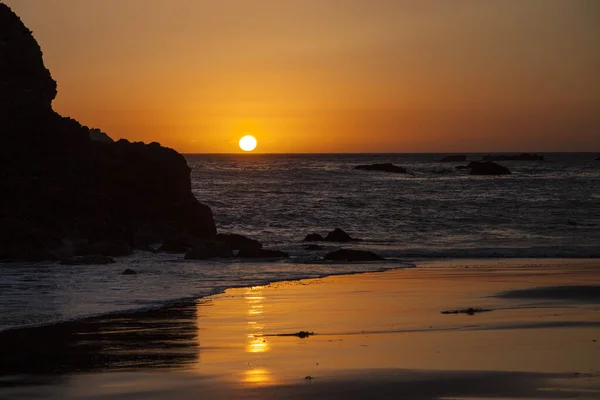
[0,4,216,261]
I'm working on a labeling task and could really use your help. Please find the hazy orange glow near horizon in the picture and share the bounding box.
[4,0,599,153]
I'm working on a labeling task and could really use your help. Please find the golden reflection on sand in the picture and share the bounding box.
[242,368,272,385]
[194,263,600,390]
[245,286,268,354]
[243,286,272,384]
[246,334,269,353]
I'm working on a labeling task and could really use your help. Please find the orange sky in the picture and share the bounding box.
[5,0,600,153]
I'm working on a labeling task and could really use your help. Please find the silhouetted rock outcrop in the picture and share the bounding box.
[354,163,407,173]
[304,244,324,250]
[482,153,544,161]
[440,155,467,162]
[467,162,511,176]
[325,228,357,242]
[596,156,600,161]
[216,233,262,251]
[237,248,289,258]
[324,249,383,261]
[122,269,138,275]
[0,4,216,261]
[304,233,324,241]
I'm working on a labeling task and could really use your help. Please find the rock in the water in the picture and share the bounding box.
[596,156,600,161]
[0,4,217,261]
[440,155,467,162]
[304,233,324,241]
[324,249,383,261]
[122,269,137,275]
[324,228,357,242]
[482,153,544,161]
[185,241,234,260]
[304,244,324,250]
[454,165,469,170]
[60,255,116,265]
[353,163,407,173]
[237,248,289,258]
[216,233,262,251]
[468,161,511,176]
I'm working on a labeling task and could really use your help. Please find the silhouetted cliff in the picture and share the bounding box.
[0,4,216,260]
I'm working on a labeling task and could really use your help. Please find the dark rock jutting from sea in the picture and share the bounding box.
[353,163,407,173]
[467,161,511,176]
[304,228,359,242]
[453,161,512,175]
[0,4,216,261]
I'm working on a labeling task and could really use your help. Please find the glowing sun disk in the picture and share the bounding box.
[239,135,257,152]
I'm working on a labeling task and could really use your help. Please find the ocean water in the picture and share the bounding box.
[191,153,600,258]
[1,153,599,332]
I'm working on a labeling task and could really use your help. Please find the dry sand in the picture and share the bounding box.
[1,259,599,399]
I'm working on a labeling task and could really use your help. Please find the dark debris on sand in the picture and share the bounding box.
[275,331,315,338]
[441,308,493,316]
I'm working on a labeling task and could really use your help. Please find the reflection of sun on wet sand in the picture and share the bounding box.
[2,259,600,399]
[243,286,273,384]
[183,259,600,399]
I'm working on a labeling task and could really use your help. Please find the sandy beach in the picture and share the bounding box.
[1,259,599,399]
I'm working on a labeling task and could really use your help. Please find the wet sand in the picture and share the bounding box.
[1,259,600,399]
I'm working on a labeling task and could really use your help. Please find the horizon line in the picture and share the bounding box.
[181,151,599,155]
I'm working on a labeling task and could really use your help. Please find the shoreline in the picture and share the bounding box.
[1,257,598,334]
[1,260,599,399]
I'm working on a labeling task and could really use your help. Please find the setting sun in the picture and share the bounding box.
[239,135,257,152]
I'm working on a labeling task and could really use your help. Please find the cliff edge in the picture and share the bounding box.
[0,3,216,260]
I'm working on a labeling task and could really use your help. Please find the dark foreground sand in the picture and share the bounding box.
[1,259,599,399]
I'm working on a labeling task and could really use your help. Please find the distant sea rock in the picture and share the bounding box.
[237,248,289,258]
[0,4,216,261]
[304,244,324,250]
[467,161,511,176]
[324,228,357,242]
[482,153,544,161]
[324,249,383,261]
[304,233,324,242]
[216,233,262,251]
[440,155,467,162]
[596,156,600,161]
[353,163,407,173]
[304,228,359,242]
[122,269,138,275]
